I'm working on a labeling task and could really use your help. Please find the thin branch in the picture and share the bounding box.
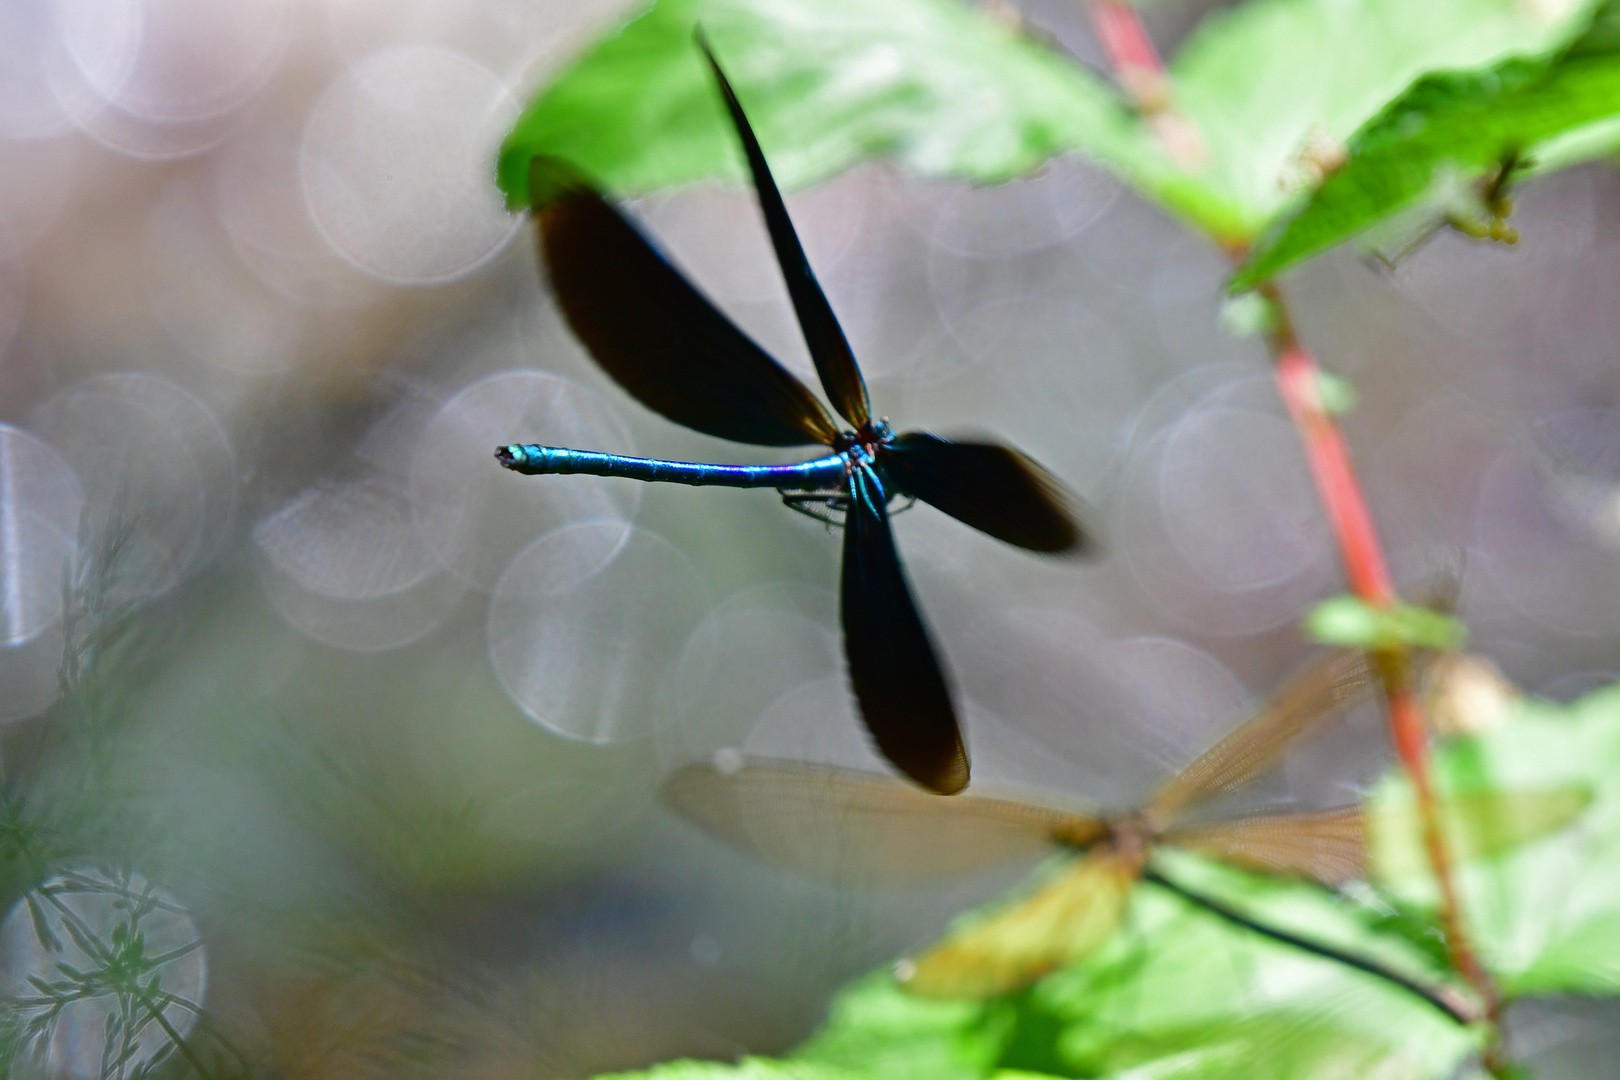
[1141,866,1477,1025]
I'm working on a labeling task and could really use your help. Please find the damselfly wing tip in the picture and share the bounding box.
[880,433,1098,557]
[931,759,971,797]
[874,737,969,795]
[698,33,872,429]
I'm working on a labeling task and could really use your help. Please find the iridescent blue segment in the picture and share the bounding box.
[496,444,847,489]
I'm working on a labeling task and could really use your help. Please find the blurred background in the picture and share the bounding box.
[1,0,1619,1075]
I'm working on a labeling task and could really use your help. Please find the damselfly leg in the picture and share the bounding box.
[779,488,917,528]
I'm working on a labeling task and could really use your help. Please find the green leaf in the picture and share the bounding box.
[1368,786,1592,881]
[1018,858,1478,1078]
[1368,681,1620,996]
[1304,595,1467,651]
[794,974,1013,1080]
[795,853,1479,1080]
[1233,0,1620,287]
[496,0,1242,238]
[498,0,1589,253]
[1171,0,1593,243]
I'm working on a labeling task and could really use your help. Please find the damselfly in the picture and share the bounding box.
[663,649,1584,1010]
[498,39,1093,794]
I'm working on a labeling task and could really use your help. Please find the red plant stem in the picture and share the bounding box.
[1271,344,1394,601]
[1082,0,1500,1040]
[1087,0,1167,89]
[1081,0,1207,168]
[1263,285,1500,1021]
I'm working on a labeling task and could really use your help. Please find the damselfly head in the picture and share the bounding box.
[834,419,895,458]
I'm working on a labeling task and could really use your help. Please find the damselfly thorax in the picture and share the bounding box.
[778,420,919,527]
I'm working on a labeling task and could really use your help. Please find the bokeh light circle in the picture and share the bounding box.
[665,581,840,765]
[48,0,144,114]
[0,425,83,723]
[410,370,640,590]
[1158,407,1330,593]
[1119,397,1337,636]
[31,372,236,601]
[0,0,70,139]
[0,424,85,645]
[489,522,710,743]
[255,478,465,652]
[903,155,1119,258]
[41,0,285,160]
[300,44,521,284]
[54,0,288,125]
[212,119,386,309]
[741,675,886,771]
[634,172,870,307]
[1475,408,1620,637]
[262,480,436,600]
[956,603,1249,806]
[320,0,582,74]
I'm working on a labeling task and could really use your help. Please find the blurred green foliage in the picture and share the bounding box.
[1371,681,1620,997]
[1304,595,1467,651]
[498,0,1221,231]
[500,0,1591,248]
[1168,0,1594,239]
[1235,0,1620,287]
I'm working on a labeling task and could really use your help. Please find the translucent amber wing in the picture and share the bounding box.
[661,758,1108,883]
[899,849,1136,1000]
[1147,649,1374,824]
[1163,807,1367,887]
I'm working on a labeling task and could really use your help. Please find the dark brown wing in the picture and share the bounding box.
[661,757,1107,882]
[699,38,871,428]
[1163,807,1367,887]
[842,464,969,794]
[1146,649,1375,825]
[880,433,1093,554]
[530,156,840,447]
